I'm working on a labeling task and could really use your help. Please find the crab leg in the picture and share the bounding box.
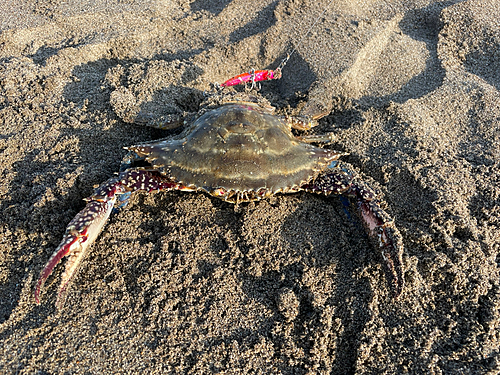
[35,169,182,307]
[220,68,282,88]
[305,162,404,298]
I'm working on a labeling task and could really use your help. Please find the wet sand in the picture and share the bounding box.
[1,0,499,373]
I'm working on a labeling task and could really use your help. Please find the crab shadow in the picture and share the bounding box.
[0,150,82,325]
[62,50,206,110]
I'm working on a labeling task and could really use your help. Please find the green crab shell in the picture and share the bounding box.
[130,103,341,202]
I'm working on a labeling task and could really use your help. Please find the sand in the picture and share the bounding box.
[0,0,499,373]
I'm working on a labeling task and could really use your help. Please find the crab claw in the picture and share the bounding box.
[306,164,405,298]
[358,200,404,298]
[35,196,117,307]
[35,170,179,307]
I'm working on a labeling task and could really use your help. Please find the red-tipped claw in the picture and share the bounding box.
[35,197,116,307]
[35,170,178,307]
[359,201,404,298]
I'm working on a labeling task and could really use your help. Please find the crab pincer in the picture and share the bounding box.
[305,163,404,298]
[357,198,404,298]
[35,171,180,307]
[34,180,123,307]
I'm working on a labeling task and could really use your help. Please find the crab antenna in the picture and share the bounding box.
[276,0,336,73]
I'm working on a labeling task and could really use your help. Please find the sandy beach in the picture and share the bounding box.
[1,0,499,373]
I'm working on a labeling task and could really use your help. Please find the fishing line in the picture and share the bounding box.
[276,0,336,73]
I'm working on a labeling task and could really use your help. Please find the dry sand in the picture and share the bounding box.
[1,0,499,373]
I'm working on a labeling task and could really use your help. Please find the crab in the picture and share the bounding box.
[34,72,405,308]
